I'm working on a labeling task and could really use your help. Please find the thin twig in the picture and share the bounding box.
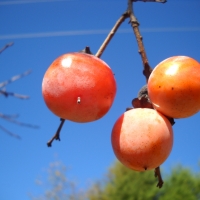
[0,70,32,88]
[0,43,37,140]
[0,90,30,99]
[0,42,14,54]
[0,113,19,119]
[95,12,129,58]
[95,0,153,81]
[0,125,21,139]
[0,112,39,139]
[47,118,65,147]
[127,0,153,82]
[154,166,164,188]
[0,112,39,128]
[0,70,32,99]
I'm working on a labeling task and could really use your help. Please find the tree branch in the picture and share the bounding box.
[127,0,153,82]
[0,125,21,139]
[0,70,32,99]
[0,70,32,88]
[0,90,30,99]
[0,112,39,128]
[95,0,154,81]
[0,112,39,139]
[0,42,14,54]
[0,43,39,140]
[95,12,129,58]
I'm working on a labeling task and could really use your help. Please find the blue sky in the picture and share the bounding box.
[0,0,200,199]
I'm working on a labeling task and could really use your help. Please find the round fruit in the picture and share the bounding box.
[111,108,173,171]
[42,52,117,122]
[148,56,200,118]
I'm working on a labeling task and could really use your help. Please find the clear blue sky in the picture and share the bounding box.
[0,0,200,199]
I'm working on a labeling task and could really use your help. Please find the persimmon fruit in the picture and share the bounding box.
[111,108,173,171]
[148,56,200,118]
[42,52,117,122]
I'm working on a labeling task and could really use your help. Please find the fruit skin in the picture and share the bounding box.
[42,52,117,122]
[148,56,200,118]
[111,108,173,171]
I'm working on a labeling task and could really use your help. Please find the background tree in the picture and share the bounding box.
[158,166,200,200]
[87,162,200,200]
[29,160,86,200]
[30,160,200,200]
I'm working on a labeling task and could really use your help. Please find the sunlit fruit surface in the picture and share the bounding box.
[42,52,117,122]
[148,56,200,118]
[111,108,173,171]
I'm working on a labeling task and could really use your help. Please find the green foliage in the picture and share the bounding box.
[87,162,200,200]
[87,162,158,200]
[30,161,200,200]
[158,166,200,200]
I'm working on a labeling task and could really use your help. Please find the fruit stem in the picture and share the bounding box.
[154,166,164,188]
[47,118,65,147]
[80,46,93,55]
[127,0,153,82]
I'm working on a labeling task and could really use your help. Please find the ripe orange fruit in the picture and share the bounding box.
[148,56,200,118]
[111,108,173,171]
[42,52,117,122]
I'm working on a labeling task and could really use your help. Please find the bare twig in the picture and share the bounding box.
[0,42,14,54]
[0,70,32,99]
[127,0,153,82]
[0,113,19,119]
[154,166,164,188]
[0,125,21,139]
[0,112,39,128]
[0,112,39,139]
[95,0,153,81]
[47,118,65,147]
[0,70,32,88]
[0,43,39,139]
[0,90,30,99]
[95,12,129,58]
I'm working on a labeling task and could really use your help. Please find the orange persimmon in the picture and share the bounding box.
[148,56,200,118]
[111,108,173,171]
[42,52,117,122]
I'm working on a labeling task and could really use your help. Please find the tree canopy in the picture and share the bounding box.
[87,162,200,200]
